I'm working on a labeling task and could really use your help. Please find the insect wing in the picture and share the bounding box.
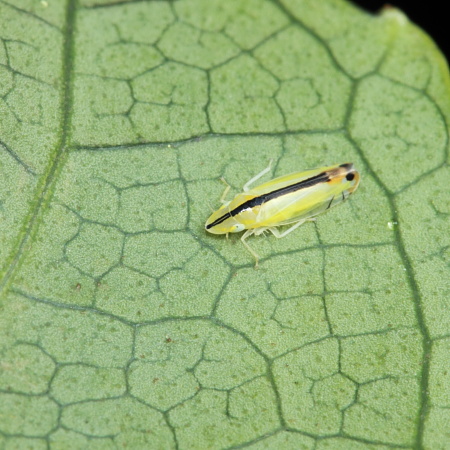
[245,167,330,197]
[255,164,359,226]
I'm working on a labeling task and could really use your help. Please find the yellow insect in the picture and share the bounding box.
[205,161,360,266]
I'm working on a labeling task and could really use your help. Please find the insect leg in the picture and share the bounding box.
[268,219,306,238]
[241,229,260,268]
[243,159,273,192]
[219,177,231,204]
[326,195,335,210]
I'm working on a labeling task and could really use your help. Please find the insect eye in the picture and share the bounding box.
[231,224,245,233]
[346,173,355,181]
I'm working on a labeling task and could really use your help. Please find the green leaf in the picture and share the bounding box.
[1,0,449,448]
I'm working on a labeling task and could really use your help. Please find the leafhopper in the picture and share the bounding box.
[205,161,360,266]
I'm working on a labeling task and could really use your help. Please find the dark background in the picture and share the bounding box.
[354,1,449,63]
